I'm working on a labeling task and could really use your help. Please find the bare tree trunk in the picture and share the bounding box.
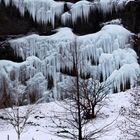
[91,104,96,118]
[7,135,9,140]
[18,134,20,140]
[76,70,82,140]
[75,40,82,140]
[17,107,21,140]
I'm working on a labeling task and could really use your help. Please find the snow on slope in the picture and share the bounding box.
[101,19,122,26]
[0,25,139,100]
[0,91,132,140]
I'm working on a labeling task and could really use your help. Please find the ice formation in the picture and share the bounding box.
[70,1,91,24]
[61,12,72,25]
[0,24,139,101]
[2,0,64,27]
[61,0,128,25]
[1,0,129,27]
[101,19,122,26]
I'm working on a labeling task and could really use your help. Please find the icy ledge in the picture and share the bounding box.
[0,25,139,100]
[61,0,129,25]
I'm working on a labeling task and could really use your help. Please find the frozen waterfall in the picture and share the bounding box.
[0,24,139,101]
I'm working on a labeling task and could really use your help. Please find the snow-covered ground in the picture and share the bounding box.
[0,91,132,140]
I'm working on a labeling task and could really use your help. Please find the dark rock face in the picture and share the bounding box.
[0,41,23,62]
[121,0,140,62]
[0,2,34,35]
[133,35,140,64]
[122,0,140,34]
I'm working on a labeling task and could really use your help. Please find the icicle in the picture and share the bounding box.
[2,0,64,28]
[3,24,138,100]
[70,1,91,24]
[61,12,71,25]
[107,63,140,92]
[60,0,126,24]
[4,0,10,6]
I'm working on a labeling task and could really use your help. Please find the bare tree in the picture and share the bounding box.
[49,81,115,140]
[2,103,35,140]
[1,79,38,140]
[48,37,114,140]
[72,78,111,119]
[0,76,13,108]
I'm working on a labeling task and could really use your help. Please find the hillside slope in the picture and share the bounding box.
[0,91,132,140]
